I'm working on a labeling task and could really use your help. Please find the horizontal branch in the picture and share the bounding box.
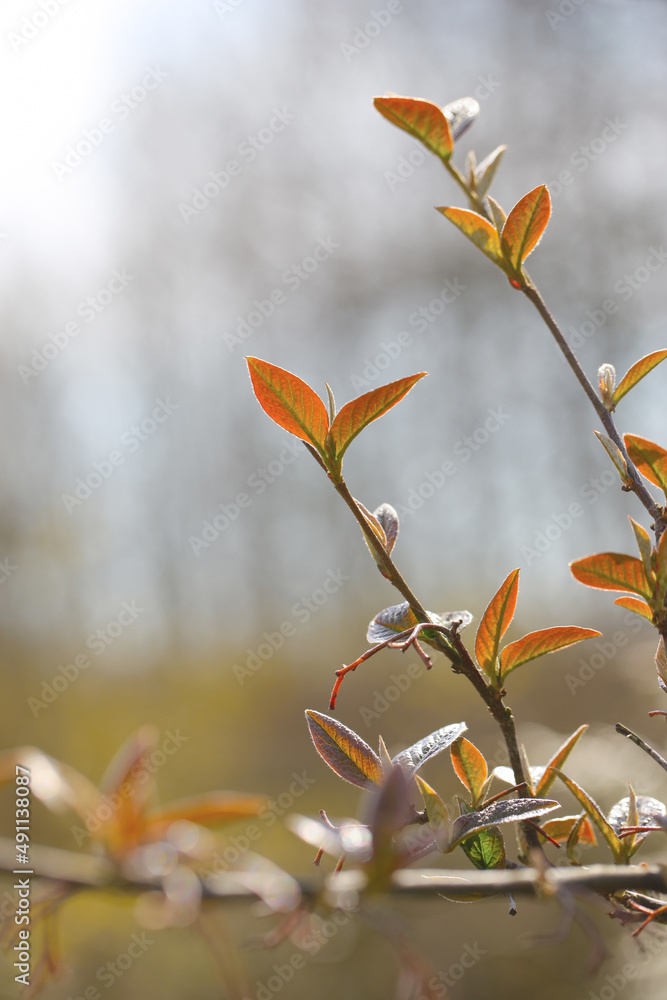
[1,838,666,904]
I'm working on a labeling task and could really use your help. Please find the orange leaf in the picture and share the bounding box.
[99,725,160,850]
[329,373,427,460]
[613,595,654,622]
[246,357,329,451]
[570,551,652,600]
[374,95,453,160]
[475,568,519,679]
[143,792,269,839]
[624,434,667,496]
[436,207,504,265]
[500,185,551,272]
[541,815,596,845]
[451,737,488,806]
[306,710,383,789]
[500,626,601,678]
[613,350,667,407]
[535,724,588,797]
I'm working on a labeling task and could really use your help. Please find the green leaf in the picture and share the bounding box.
[374,95,454,160]
[415,775,451,852]
[500,185,551,274]
[329,373,426,460]
[486,195,507,235]
[629,517,653,580]
[448,797,559,852]
[475,568,520,679]
[500,626,601,678]
[451,737,488,806]
[392,723,467,776]
[552,769,622,861]
[461,826,506,870]
[436,207,504,265]
[593,430,630,484]
[246,357,329,451]
[474,145,507,198]
[613,350,667,407]
[624,434,667,497]
[534,724,588,797]
[305,710,383,789]
[570,552,653,600]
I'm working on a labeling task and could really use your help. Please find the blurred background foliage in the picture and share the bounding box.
[2,0,667,996]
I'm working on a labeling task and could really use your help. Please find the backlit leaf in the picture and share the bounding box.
[442,96,479,140]
[500,626,600,678]
[608,794,666,854]
[461,826,506,869]
[99,725,159,849]
[553,770,622,861]
[655,526,667,605]
[306,710,382,789]
[143,792,269,838]
[246,357,329,451]
[570,552,652,600]
[593,430,629,483]
[535,724,588,797]
[486,195,507,234]
[415,775,451,852]
[374,503,399,554]
[367,603,471,648]
[475,145,507,198]
[656,638,667,694]
[451,737,488,806]
[436,207,504,265]
[614,595,654,622]
[540,814,596,845]
[330,373,426,459]
[500,184,551,272]
[475,568,520,679]
[449,797,559,851]
[392,722,467,776]
[624,434,667,496]
[374,95,453,160]
[629,516,653,579]
[613,350,667,407]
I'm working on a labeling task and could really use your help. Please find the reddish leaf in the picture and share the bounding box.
[436,207,504,265]
[330,373,426,459]
[374,95,453,160]
[570,552,652,600]
[613,350,667,407]
[475,568,520,679]
[306,710,382,789]
[451,737,488,806]
[246,357,329,451]
[540,814,596,846]
[500,626,600,678]
[500,185,551,273]
[624,434,667,497]
[535,724,588,797]
[614,595,654,621]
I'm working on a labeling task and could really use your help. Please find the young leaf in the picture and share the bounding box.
[355,499,389,551]
[436,207,504,265]
[540,814,596,846]
[246,357,329,451]
[461,826,506,870]
[500,185,551,273]
[552,770,622,861]
[570,552,652,600]
[608,794,667,855]
[629,516,653,579]
[614,595,654,622]
[500,626,601,678]
[451,737,488,806]
[374,503,399,554]
[448,797,559,852]
[656,638,667,694]
[367,603,471,647]
[593,430,630,483]
[486,195,507,235]
[613,350,667,407]
[143,792,269,838]
[329,373,426,460]
[415,775,451,852]
[475,145,507,198]
[442,96,480,140]
[624,434,667,496]
[534,724,589,797]
[392,722,467,776]
[655,525,667,606]
[305,710,383,789]
[475,568,520,679]
[492,764,544,789]
[373,95,453,160]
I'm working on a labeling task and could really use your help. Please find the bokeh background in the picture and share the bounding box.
[2,0,667,996]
